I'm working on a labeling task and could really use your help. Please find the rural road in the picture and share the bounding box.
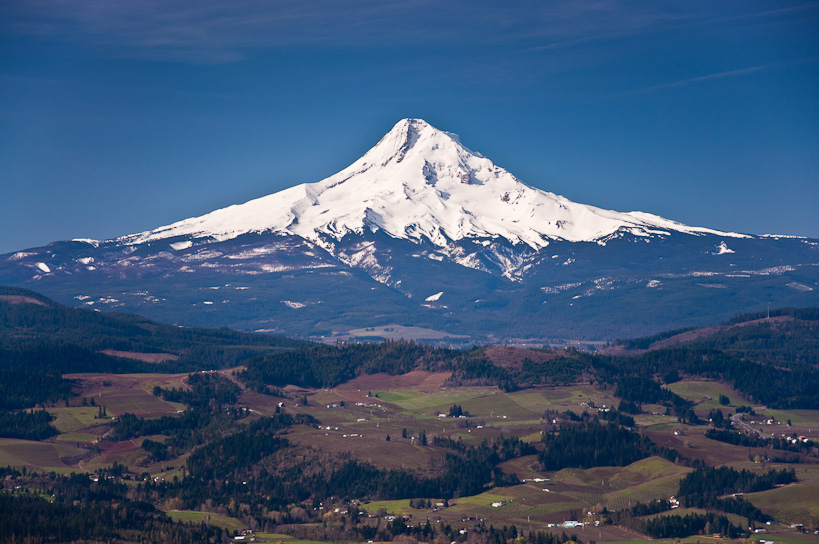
[731,413,767,438]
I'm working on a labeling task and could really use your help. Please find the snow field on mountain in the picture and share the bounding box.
[121,119,748,253]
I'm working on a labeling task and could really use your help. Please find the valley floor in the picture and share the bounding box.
[3,371,819,542]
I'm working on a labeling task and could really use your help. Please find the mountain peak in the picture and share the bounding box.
[123,119,748,251]
[393,117,430,133]
[367,118,464,166]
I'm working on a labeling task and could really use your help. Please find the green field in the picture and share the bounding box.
[0,438,84,471]
[537,457,692,513]
[755,408,819,427]
[666,380,746,411]
[643,422,676,431]
[508,386,619,414]
[456,393,540,419]
[746,484,819,526]
[47,406,105,433]
[165,510,247,531]
[359,498,414,515]
[55,432,99,443]
[95,388,181,416]
[376,389,487,411]
[449,484,586,523]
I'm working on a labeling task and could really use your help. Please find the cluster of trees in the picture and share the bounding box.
[325,438,525,500]
[615,466,796,538]
[0,366,71,410]
[471,525,580,544]
[707,408,731,429]
[115,403,246,444]
[609,375,696,422]
[432,435,468,453]
[140,438,172,462]
[515,355,590,386]
[118,372,257,463]
[599,307,819,410]
[185,413,315,481]
[241,339,593,394]
[448,349,590,391]
[0,409,58,440]
[445,355,514,390]
[0,484,227,544]
[673,466,795,523]
[409,497,436,509]
[493,435,537,460]
[678,466,796,498]
[630,499,671,517]
[153,372,240,408]
[712,308,819,367]
[548,408,635,430]
[597,407,635,428]
[705,428,816,455]
[601,346,819,409]
[616,399,640,414]
[539,419,677,471]
[615,326,696,350]
[241,340,459,389]
[641,511,743,539]
[162,419,533,516]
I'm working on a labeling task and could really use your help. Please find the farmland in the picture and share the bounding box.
[6,369,816,542]
[0,438,85,473]
[2,292,819,543]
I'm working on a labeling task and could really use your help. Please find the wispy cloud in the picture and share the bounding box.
[1,0,441,62]
[526,3,819,53]
[0,0,743,63]
[2,0,817,66]
[619,58,819,96]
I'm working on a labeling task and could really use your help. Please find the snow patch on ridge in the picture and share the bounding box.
[425,291,444,302]
[72,238,100,246]
[170,241,193,251]
[712,241,735,255]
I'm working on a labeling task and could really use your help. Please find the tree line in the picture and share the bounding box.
[539,418,677,471]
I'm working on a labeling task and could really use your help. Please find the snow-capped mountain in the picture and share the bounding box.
[125,118,745,251]
[1,119,817,341]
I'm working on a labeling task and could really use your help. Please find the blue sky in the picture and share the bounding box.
[1,1,818,253]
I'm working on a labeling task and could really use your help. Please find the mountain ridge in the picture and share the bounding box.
[1,119,817,340]
[119,118,748,256]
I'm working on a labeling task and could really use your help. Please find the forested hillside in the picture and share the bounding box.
[1,288,819,542]
[0,286,308,370]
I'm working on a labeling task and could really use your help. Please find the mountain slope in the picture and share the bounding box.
[1,119,817,340]
[0,285,309,372]
[123,119,747,254]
